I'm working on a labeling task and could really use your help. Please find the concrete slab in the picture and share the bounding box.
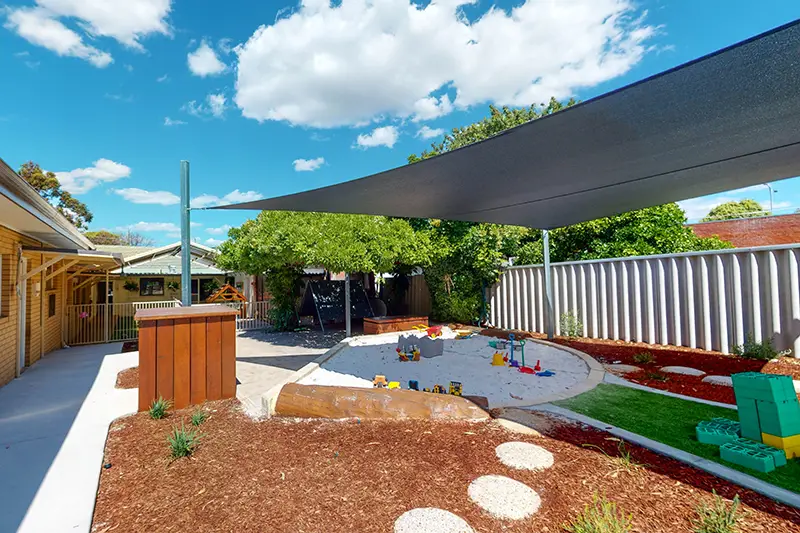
[0,343,137,533]
[235,329,344,416]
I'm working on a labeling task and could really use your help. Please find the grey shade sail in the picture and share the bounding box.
[217,21,800,230]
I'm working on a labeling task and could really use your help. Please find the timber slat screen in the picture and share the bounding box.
[135,305,238,411]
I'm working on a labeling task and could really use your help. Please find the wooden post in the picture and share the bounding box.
[134,305,238,411]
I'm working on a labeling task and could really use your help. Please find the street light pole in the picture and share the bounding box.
[764,183,776,214]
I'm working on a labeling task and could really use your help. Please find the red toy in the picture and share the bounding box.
[427,325,443,338]
[519,366,536,374]
[533,360,542,372]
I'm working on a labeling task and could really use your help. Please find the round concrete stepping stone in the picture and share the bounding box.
[495,441,554,471]
[394,508,474,533]
[468,475,541,520]
[604,364,640,374]
[660,365,706,376]
[702,375,733,387]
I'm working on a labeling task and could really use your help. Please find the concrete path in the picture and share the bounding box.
[236,329,344,416]
[0,343,138,533]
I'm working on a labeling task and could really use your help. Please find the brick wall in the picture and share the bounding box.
[0,225,69,388]
[689,213,800,248]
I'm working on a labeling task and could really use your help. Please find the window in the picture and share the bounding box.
[139,278,165,296]
[191,279,199,303]
[45,265,55,291]
[48,293,56,317]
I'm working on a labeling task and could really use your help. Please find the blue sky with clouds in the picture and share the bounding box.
[1,0,798,246]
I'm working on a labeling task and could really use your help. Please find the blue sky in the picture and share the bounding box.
[1,0,798,246]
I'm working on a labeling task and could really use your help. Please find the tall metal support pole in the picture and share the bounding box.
[103,269,109,343]
[180,161,192,307]
[344,272,351,337]
[543,229,554,339]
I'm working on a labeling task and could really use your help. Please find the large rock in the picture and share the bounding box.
[274,383,490,421]
[604,364,640,374]
[702,375,733,387]
[660,366,706,376]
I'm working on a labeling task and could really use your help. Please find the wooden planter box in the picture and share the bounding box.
[134,305,239,411]
[363,315,429,335]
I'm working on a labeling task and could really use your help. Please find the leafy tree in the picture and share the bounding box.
[18,161,93,229]
[407,101,732,323]
[85,229,155,246]
[702,199,767,221]
[217,211,431,329]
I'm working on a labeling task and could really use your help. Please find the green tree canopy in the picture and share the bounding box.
[701,199,767,222]
[19,161,93,229]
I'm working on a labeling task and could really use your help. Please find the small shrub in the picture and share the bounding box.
[168,423,203,459]
[731,334,777,361]
[123,280,139,292]
[190,410,208,426]
[691,493,742,533]
[564,493,632,533]
[633,352,654,364]
[644,371,669,382]
[583,438,643,475]
[148,397,171,419]
[560,312,583,338]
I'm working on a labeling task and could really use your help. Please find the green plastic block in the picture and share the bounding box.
[720,442,776,473]
[757,400,800,437]
[732,372,796,402]
[736,399,762,441]
[732,437,787,468]
[710,417,741,429]
[696,424,739,446]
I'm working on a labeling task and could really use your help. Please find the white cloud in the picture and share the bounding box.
[191,190,263,208]
[412,95,453,122]
[4,0,170,65]
[105,93,133,102]
[182,92,227,119]
[55,158,131,194]
[356,126,399,149]
[187,40,227,77]
[164,117,186,126]
[114,188,180,205]
[205,237,223,247]
[207,224,232,235]
[157,73,169,82]
[235,0,655,128]
[5,7,113,67]
[293,157,325,172]
[416,125,444,139]
[117,221,179,232]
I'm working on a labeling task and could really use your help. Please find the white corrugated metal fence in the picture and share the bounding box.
[489,244,800,355]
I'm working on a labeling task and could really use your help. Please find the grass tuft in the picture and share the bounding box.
[564,493,633,532]
[190,410,208,426]
[644,371,669,382]
[632,352,654,364]
[560,312,583,338]
[691,493,742,533]
[583,438,643,475]
[148,397,171,419]
[168,423,203,459]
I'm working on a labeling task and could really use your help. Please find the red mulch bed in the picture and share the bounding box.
[92,400,800,533]
[115,367,138,389]
[764,358,800,380]
[626,370,737,404]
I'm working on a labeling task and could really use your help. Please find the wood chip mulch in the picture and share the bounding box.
[92,400,800,533]
[763,358,800,381]
[626,370,737,404]
[115,366,138,389]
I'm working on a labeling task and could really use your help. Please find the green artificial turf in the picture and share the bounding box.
[554,384,800,494]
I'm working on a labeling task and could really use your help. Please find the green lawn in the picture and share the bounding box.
[554,384,800,494]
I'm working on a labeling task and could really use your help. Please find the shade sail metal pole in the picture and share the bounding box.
[180,161,192,307]
[543,229,554,339]
[345,273,351,337]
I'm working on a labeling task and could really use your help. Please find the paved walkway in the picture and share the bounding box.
[235,329,344,416]
[0,343,138,533]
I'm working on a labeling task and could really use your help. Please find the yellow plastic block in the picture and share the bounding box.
[786,447,800,459]
[388,381,400,389]
[761,432,800,450]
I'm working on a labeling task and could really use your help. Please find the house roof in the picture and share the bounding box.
[0,157,95,249]
[97,241,225,276]
[689,213,800,248]
[216,21,800,230]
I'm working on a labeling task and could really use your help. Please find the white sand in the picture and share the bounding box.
[394,508,474,533]
[467,475,541,520]
[298,329,590,408]
[495,441,554,471]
